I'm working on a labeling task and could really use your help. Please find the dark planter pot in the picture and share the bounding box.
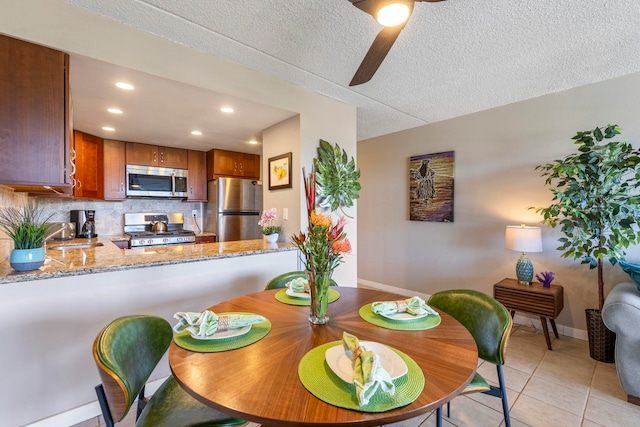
[585,308,616,363]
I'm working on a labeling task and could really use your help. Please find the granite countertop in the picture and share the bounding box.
[0,236,296,284]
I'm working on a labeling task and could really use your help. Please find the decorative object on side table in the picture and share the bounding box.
[259,208,281,243]
[504,224,542,284]
[535,271,555,288]
[532,124,640,362]
[0,203,54,272]
[292,139,360,324]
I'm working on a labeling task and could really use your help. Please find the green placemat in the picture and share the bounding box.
[359,303,441,331]
[275,288,340,306]
[173,312,271,352]
[298,341,424,412]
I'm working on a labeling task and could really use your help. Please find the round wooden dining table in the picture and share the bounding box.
[169,287,478,427]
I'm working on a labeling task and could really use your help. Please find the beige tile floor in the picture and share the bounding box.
[76,324,640,427]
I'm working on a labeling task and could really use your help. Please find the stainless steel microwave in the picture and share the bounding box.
[126,165,188,198]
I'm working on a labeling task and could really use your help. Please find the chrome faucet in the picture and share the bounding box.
[43,223,75,245]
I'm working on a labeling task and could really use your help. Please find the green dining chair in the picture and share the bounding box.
[428,289,513,427]
[264,270,338,290]
[93,314,247,427]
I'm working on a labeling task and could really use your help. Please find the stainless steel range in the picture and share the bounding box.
[124,213,196,248]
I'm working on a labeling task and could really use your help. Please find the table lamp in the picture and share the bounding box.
[505,225,542,285]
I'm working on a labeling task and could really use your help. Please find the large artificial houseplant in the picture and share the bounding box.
[0,203,54,272]
[292,139,360,324]
[533,124,640,361]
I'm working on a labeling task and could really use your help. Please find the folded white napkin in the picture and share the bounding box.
[371,296,439,316]
[286,277,309,293]
[342,332,395,406]
[173,310,266,338]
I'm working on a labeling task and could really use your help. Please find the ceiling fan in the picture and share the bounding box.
[348,0,446,86]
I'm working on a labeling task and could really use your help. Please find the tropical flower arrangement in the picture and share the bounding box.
[292,169,352,273]
[291,140,360,324]
[258,208,281,235]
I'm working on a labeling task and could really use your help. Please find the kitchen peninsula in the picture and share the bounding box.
[0,239,298,427]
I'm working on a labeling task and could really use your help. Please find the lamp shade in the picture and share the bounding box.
[504,225,542,253]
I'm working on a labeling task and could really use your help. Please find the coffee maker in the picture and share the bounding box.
[70,210,97,238]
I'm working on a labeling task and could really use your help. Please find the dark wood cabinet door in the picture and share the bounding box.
[187,150,207,201]
[125,142,158,166]
[239,153,260,179]
[103,139,126,200]
[73,130,104,199]
[0,34,70,188]
[159,146,188,169]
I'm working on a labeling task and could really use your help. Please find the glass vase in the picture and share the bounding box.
[306,269,332,324]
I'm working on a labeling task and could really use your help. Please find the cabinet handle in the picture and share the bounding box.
[160,152,164,163]
[239,162,243,172]
[76,179,82,190]
[69,148,77,186]
[153,152,157,163]
[120,183,125,194]
[190,186,193,195]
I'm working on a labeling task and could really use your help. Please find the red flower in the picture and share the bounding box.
[331,238,351,254]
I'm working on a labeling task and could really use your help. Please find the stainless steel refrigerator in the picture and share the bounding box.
[205,178,263,242]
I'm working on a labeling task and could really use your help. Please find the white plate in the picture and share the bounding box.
[286,288,310,299]
[325,341,408,383]
[378,309,429,321]
[189,325,251,340]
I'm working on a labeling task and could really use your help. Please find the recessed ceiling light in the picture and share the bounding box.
[191,130,203,136]
[248,140,258,145]
[220,107,234,113]
[102,126,115,132]
[107,108,123,114]
[115,82,134,90]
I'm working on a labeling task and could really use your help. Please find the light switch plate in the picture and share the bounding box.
[283,208,288,220]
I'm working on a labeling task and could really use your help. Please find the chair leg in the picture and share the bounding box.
[496,365,511,427]
[436,406,442,427]
[95,385,114,427]
[136,385,147,419]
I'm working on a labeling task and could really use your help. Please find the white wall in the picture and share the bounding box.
[357,71,640,331]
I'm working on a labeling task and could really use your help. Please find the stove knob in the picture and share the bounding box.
[148,239,154,245]
[163,238,169,243]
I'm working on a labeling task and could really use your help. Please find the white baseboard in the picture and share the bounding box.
[25,377,167,427]
[357,278,588,341]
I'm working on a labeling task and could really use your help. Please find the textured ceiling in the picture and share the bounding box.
[66,0,640,144]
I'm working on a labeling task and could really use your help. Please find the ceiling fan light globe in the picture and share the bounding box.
[376,2,412,27]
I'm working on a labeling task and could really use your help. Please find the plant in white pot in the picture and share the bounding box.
[533,124,640,362]
[259,208,281,243]
[0,203,54,272]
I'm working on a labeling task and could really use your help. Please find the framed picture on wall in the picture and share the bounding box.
[268,152,292,190]
[409,151,455,222]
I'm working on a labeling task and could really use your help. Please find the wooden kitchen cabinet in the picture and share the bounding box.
[187,150,207,201]
[0,34,72,192]
[73,130,104,199]
[207,149,260,180]
[103,139,127,200]
[126,142,188,169]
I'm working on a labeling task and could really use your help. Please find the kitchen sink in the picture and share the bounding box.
[47,242,104,250]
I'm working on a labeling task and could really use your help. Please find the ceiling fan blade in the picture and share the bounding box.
[350,24,404,86]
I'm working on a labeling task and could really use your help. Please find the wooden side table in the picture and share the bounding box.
[493,278,564,350]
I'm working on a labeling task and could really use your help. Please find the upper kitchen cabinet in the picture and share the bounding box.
[73,130,104,199]
[126,142,188,169]
[103,139,126,200]
[0,34,72,192]
[187,150,207,201]
[207,149,260,180]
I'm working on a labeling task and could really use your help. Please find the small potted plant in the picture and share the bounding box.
[259,208,281,243]
[0,203,54,272]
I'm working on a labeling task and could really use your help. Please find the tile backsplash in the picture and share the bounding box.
[0,186,205,237]
[36,197,205,235]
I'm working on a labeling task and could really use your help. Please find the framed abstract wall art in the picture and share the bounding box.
[268,152,292,190]
[409,151,455,222]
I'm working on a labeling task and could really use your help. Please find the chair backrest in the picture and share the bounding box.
[264,270,338,290]
[92,315,173,422]
[428,289,512,365]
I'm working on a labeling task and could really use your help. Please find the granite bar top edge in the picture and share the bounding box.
[0,236,297,285]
